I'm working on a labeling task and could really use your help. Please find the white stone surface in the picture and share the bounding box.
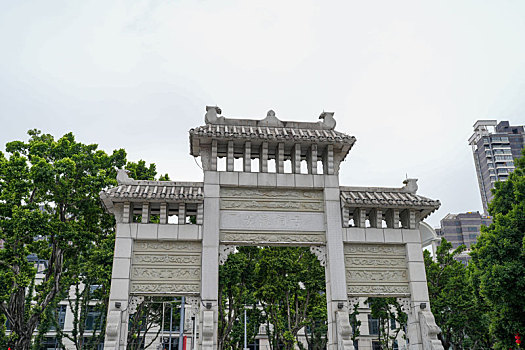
[257,172,277,187]
[384,228,403,243]
[276,173,295,187]
[364,228,384,242]
[403,229,421,243]
[157,224,178,240]
[239,172,257,186]
[220,210,326,231]
[295,174,314,188]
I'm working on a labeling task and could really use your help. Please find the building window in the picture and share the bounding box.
[50,305,67,330]
[353,340,359,350]
[390,317,396,330]
[368,314,379,335]
[85,306,103,331]
[393,340,399,350]
[372,341,381,350]
[37,337,59,350]
[248,338,260,350]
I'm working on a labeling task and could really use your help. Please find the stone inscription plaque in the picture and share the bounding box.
[220,188,324,212]
[130,241,201,295]
[220,211,326,232]
[344,243,409,296]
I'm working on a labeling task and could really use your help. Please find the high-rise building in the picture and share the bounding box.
[436,211,492,264]
[468,120,525,213]
[436,211,492,249]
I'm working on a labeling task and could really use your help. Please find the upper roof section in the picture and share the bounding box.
[340,179,441,222]
[189,107,356,162]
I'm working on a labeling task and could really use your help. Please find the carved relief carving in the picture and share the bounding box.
[134,254,201,265]
[132,267,201,280]
[220,188,323,200]
[344,244,405,255]
[131,240,202,295]
[185,297,200,319]
[131,283,200,294]
[420,310,445,350]
[221,232,325,244]
[129,296,144,315]
[346,270,407,282]
[219,245,237,265]
[345,243,409,297]
[309,246,326,267]
[221,199,323,212]
[347,285,410,295]
[134,241,202,252]
[345,257,406,267]
[396,297,411,314]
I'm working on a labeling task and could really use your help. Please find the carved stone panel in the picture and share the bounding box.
[344,243,409,297]
[220,188,324,212]
[220,211,326,232]
[131,241,202,295]
[221,231,325,245]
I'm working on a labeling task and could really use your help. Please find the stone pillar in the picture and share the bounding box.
[201,171,221,349]
[352,208,366,228]
[244,141,251,172]
[160,203,168,224]
[276,142,285,173]
[227,140,234,172]
[308,144,318,175]
[323,145,335,175]
[292,143,301,174]
[178,203,186,225]
[323,175,354,350]
[141,203,150,224]
[369,208,382,228]
[211,140,218,171]
[104,207,133,350]
[386,208,399,228]
[259,142,268,173]
[405,238,431,349]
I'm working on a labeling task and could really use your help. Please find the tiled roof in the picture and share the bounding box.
[100,182,204,202]
[189,124,355,144]
[340,190,440,209]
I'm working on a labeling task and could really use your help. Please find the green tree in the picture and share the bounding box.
[218,247,264,350]
[424,239,492,349]
[365,297,407,350]
[470,148,525,349]
[0,130,126,349]
[0,130,168,349]
[255,247,326,350]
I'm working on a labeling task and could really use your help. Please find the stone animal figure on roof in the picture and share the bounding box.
[319,111,336,129]
[204,106,225,124]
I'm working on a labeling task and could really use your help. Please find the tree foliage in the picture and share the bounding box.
[365,297,407,350]
[218,246,327,350]
[470,148,525,349]
[0,130,165,349]
[424,239,492,349]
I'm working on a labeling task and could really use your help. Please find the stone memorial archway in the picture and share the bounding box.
[101,107,444,350]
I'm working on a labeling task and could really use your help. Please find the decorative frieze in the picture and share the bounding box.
[309,246,326,266]
[131,283,200,294]
[221,231,325,244]
[345,243,409,297]
[131,240,202,295]
[220,188,323,200]
[219,245,237,265]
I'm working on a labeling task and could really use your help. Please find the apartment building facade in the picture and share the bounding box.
[468,120,525,213]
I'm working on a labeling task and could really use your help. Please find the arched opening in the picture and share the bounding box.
[218,246,328,350]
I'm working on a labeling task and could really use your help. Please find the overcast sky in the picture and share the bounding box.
[1,0,525,227]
